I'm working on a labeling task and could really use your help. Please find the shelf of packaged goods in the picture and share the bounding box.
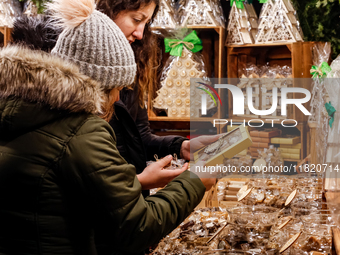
[226,42,314,122]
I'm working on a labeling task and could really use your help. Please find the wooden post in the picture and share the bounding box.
[4,27,12,46]
[308,122,317,165]
[216,26,225,79]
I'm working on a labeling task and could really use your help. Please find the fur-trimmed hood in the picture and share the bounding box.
[0,45,103,114]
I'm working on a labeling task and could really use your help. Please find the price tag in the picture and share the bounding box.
[285,189,297,206]
[237,187,253,202]
[279,232,301,253]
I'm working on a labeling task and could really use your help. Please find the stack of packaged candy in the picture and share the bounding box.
[236,64,293,119]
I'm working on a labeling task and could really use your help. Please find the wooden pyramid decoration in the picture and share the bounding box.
[0,0,21,27]
[255,0,303,44]
[151,0,177,29]
[179,0,219,27]
[23,0,38,17]
[255,0,275,44]
[226,2,258,45]
[153,47,215,118]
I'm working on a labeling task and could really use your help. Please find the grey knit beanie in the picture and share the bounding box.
[50,0,136,89]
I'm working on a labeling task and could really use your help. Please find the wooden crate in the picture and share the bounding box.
[0,26,12,46]
[148,26,226,130]
[206,177,249,208]
[222,42,314,163]
[226,42,314,123]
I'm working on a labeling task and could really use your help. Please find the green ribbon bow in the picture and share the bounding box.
[310,61,332,79]
[164,30,203,57]
[259,0,268,3]
[325,101,336,128]
[230,0,245,9]
[246,0,253,4]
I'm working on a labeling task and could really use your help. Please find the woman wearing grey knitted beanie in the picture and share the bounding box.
[0,0,211,254]
[49,0,137,121]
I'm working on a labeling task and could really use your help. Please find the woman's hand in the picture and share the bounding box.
[180,134,222,161]
[137,155,188,190]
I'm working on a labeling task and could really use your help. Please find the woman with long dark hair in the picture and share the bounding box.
[96,0,202,191]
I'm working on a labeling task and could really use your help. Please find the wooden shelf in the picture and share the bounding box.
[152,25,225,35]
[250,156,300,162]
[147,26,226,132]
[283,158,300,162]
[227,42,295,48]
[226,41,314,78]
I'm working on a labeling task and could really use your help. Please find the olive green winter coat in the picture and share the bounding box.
[0,46,205,255]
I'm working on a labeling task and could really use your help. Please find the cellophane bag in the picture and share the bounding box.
[322,53,340,229]
[152,207,228,254]
[153,29,217,118]
[323,54,340,192]
[150,0,177,29]
[176,0,225,27]
[238,63,293,118]
[308,43,331,181]
[238,176,293,208]
[237,63,260,117]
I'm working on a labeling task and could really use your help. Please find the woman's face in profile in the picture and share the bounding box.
[114,2,156,44]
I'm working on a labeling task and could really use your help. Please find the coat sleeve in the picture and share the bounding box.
[58,117,205,253]
[136,104,188,160]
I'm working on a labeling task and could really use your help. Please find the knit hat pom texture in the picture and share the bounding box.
[50,0,137,89]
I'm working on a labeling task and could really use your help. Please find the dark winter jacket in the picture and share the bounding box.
[0,46,206,255]
[111,87,187,176]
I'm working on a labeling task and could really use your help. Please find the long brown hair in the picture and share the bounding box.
[96,0,160,107]
[99,89,118,122]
